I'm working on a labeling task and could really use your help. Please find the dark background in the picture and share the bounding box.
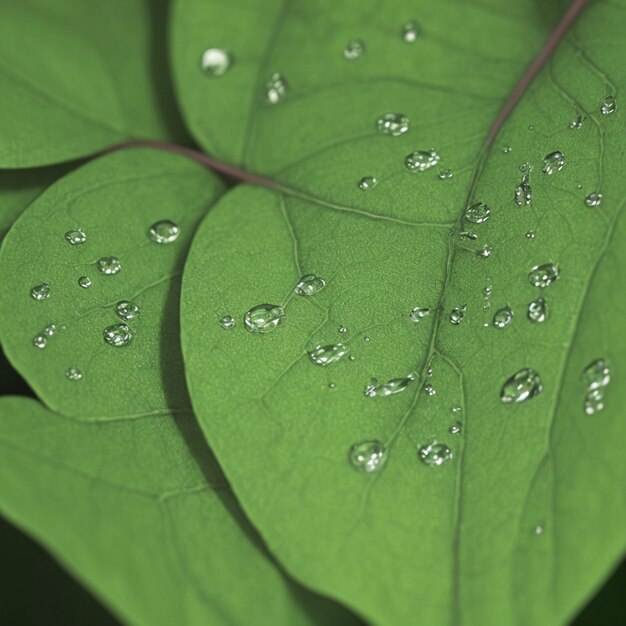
[0,350,624,625]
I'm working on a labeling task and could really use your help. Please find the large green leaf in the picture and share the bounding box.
[0,396,356,626]
[177,1,626,625]
[0,0,190,168]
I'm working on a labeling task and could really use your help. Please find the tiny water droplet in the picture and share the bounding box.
[424,383,436,396]
[449,305,466,325]
[452,406,462,414]
[96,257,121,275]
[308,343,350,366]
[401,20,420,42]
[338,326,348,334]
[43,324,56,337]
[493,306,513,329]
[582,358,610,391]
[364,375,415,398]
[465,202,491,224]
[449,421,462,434]
[418,441,453,466]
[149,220,180,244]
[32,334,47,349]
[358,176,378,190]
[528,263,559,288]
[438,169,454,180]
[294,274,326,296]
[527,297,547,323]
[115,300,140,321]
[500,368,543,403]
[476,244,492,259]
[349,440,387,473]
[104,323,133,347]
[266,73,288,103]
[569,114,584,129]
[409,307,430,323]
[201,48,232,76]
[515,175,532,206]
[65,227,86,245]
[534,525,544,536]
[405,150,440,172]
[376,112,410,136]
[218,315,235,330]
[30,284,51,301]
[78,276,92,289]
[343,39,365,60]
[584,388,605,415]
[460,231,478,241]
[526,230,536,240]
[542,151,565,175]
[65,367,83,381]
[600,95,617,116]
[244,304,285,334]
[363,336,370,342]
[585,192,602,207]
[519,162,533,174]
[503,146,512,154]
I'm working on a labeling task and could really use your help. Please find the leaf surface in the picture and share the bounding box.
[0,0,190,168]
[176,1,626,625]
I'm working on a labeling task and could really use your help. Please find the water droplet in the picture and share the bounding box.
[65,227,86,245]
[493,306,514,329]
[96,257,121,275]
[526,230,536,240]
[452,406,462,414]
[527,297,547,324]
[149,220,180,244]
[600,95,617,116]
[363,336,370,342]
[528,263,559,288]
[358,176,378,190]
[534,525,544,536]
[349,440,386,473]
[584,388,605,415]
[243,304,285,334]
[449,305,466,325]
[364,375,415,398]
[115,300,140,321]
[30,284,50,301]
[338,326,348,334]
[343,39,365,60]
[376,112,410,136]
[293,274,326,296]
[503,146,512,154]
[266,73,288,103]
[43,324,56,337]
[200,48,232,76]
[78,276,92,289]
[449,421,462,434]
[401,20,420,42]
[418,441,453,466]
[519,162,533,174]
[585,192,602,207]
[500,368,543,403]
[569,114,584,129]
[308,343,350,366]
[476,244,492,259]
[465,202,491,224]
[218,315,235,330]
[424,383,436,396]
[438,169,454,180]
[515,175,532,206]
[582,358,610,391]
[542,151,565,175]
[65,367,83,381]
[409,307,430,323]
[405,150,440,172]
[32,334,47,349]
[460,231,478,241]
[104,323,133,347]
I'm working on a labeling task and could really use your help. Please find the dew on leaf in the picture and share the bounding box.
[409,306,430,323]
[515,175,532,206]
[582,358,610,391]
[308,343,350,366]
[266,73,288,103]
[104,323,133,347]
[149,220,180,244]
[364,375,415,398]
[405,150,440,172]
[96,257,121,275]
[502,146,512,153]
[476,244,492,259]
[584,388,605,415]
[376,112,410,136]
[343,39,365,60]
[293,274,326,296]
[43,324,56,337]
[600,95,617,116]
[526,230,536,240]
[460,231,478,241]
[528,263,559,288]
[542,151,565,175]
[500,368,543,403]
[218,315,235,330]
[78,276,92,289]
[449,421,462,434]
[65,227,86,245]
[115,300,140,321]
[534,525,544,536]
[526,297,547,324]
[32,334,47,349]
[493,306,513,329]
[358,176,378,190]
[465,202,490,224]
[438,169,454,180]
[418,441,453,467]
[449,305,466,325]
[31,283,51,301]
[585,192,602,207]
[65,367,83,381]
[401,20,420,42]
[424,383,436,396]
[243,304,285,334]
[569,114,584,129]
[451,406,462,415]
[338,326,348,334]
[349,440,387,473]
[200,48,232,76]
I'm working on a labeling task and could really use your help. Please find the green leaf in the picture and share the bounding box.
[0,396,357,626]
[177,1,626,625]
[0,0,190,168]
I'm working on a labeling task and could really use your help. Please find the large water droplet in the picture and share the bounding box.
[584,388,605,415]
[32,334,47,349]
[500,368,543,403]
[218,315,235,330]
[104,323,133,347]
[266,73,288,103]
[243,304,285,334]
[527,297,547,323]
[418,441,453,466]
[528,263,559,288]
[115,300,140,321]
[358,176,378,190]
[308,343,350,366]
[364,375,415,398]
[376,113,410,136]
[542,151,565,175]
[96,257,121,275]
[582,358,610,391]
[493,306,513,329]
[200,48,232,76]
[344,39,365,59]
[585,192,602,207]
[449,305,466,325]
[409,306,430,323]
[401,20,421,42]
[149,220,180,244]
[65,227,86,245]
[30,283,51,301]
[405,150,440,172]
[515,175,532,206]
[293,274,326,296]
[349,440,386,473]
[600,95,617,116]
[65,367,83,381]
[465,202,491,224]
[78,276,92,289]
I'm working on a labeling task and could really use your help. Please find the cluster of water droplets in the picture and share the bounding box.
[581,358,611,415]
